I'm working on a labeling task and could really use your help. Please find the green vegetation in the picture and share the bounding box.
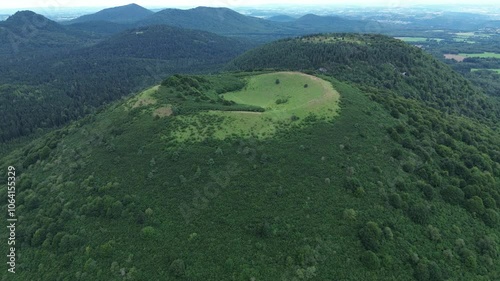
[471,68,500,74]
[459,52,500,58]
[2,32,500,280]
[0,24,253,143]
[395,37,443,42]
[144,71,339,141]
[454,32,491,38]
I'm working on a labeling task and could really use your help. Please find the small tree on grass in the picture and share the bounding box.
[304,84,309,88]
[275,79,280,85]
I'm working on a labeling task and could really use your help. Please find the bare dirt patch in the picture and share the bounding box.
[133,98,156,108]
[444,54,465,62]
[153,106,173,117]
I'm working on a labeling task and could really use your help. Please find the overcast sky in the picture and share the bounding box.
[1,0,498,9]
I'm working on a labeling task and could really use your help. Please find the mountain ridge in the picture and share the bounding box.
[68,3,153,24]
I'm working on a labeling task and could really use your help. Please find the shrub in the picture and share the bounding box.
[414,261,430,281]
[343,209,357,221]
[359,221,383,251]
[391,148,404,160]
[169,259,186,277]
[141,226,156,239]
[360,251,380,270]
[345,177,361,192]
[390,108,400,118]
[389,193,403,209]
[482,208,499,227]
[427,225,441,241]
[465,196,485,215]
[297,245,320,267]
[402,162,415,173]
[354,187,366,197]
[483,196,497,209]
[145,208,154,216]
[383,227,394,240]
[463,251,477,269]
[428,261,443,281]
[441,185,464,205]
[275,98,288,105]
[418,182,435,200]
[408,202,431,225]
[477,236,498,258]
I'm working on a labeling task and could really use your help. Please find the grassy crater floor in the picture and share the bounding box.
[173,72,340,141]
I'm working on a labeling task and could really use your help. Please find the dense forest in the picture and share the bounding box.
[227,34,500,124]
[1,33,500,280]
[0,22,255,144]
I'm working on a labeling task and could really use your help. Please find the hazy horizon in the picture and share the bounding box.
[1,0,499,10]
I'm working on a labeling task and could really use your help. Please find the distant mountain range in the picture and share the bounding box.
[267,15,297,22]
[68,3,153,24]
[0,11,93,56]
[57,4,377,41]
[137,6,293,35]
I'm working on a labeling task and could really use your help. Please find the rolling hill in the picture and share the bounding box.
[137,6,374,41]
[78,25,253,60]
[68,3,153,24]
[65,20,134,36]
[266,15,297,22]
[138,6,291,35]
[0,25,254,143]
[0,11,92,56]
[2,33,500,280]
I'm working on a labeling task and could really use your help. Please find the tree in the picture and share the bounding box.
[275,79,280,85]
[465,196,485,215]
[359,221,383,251]
[408,202,431,225]
[482,208,499,227]
[169,259,186,277]
[441,185,464,205]
[360,250,380,270]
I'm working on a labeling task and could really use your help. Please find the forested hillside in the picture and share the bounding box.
[68,3,153,24]
[139,7,292,35]
[0,11,93,56]
[0,24,254,144]
[1,34,499,280]
[137,7,374,42]
[227,34,500,124]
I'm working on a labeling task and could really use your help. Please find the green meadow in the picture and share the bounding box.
[395,37,443,42]
[454,32,491,38]
[211,72,340,139]
[130,72,340,142]
[459,52,500,58]
[471,68,500,74]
